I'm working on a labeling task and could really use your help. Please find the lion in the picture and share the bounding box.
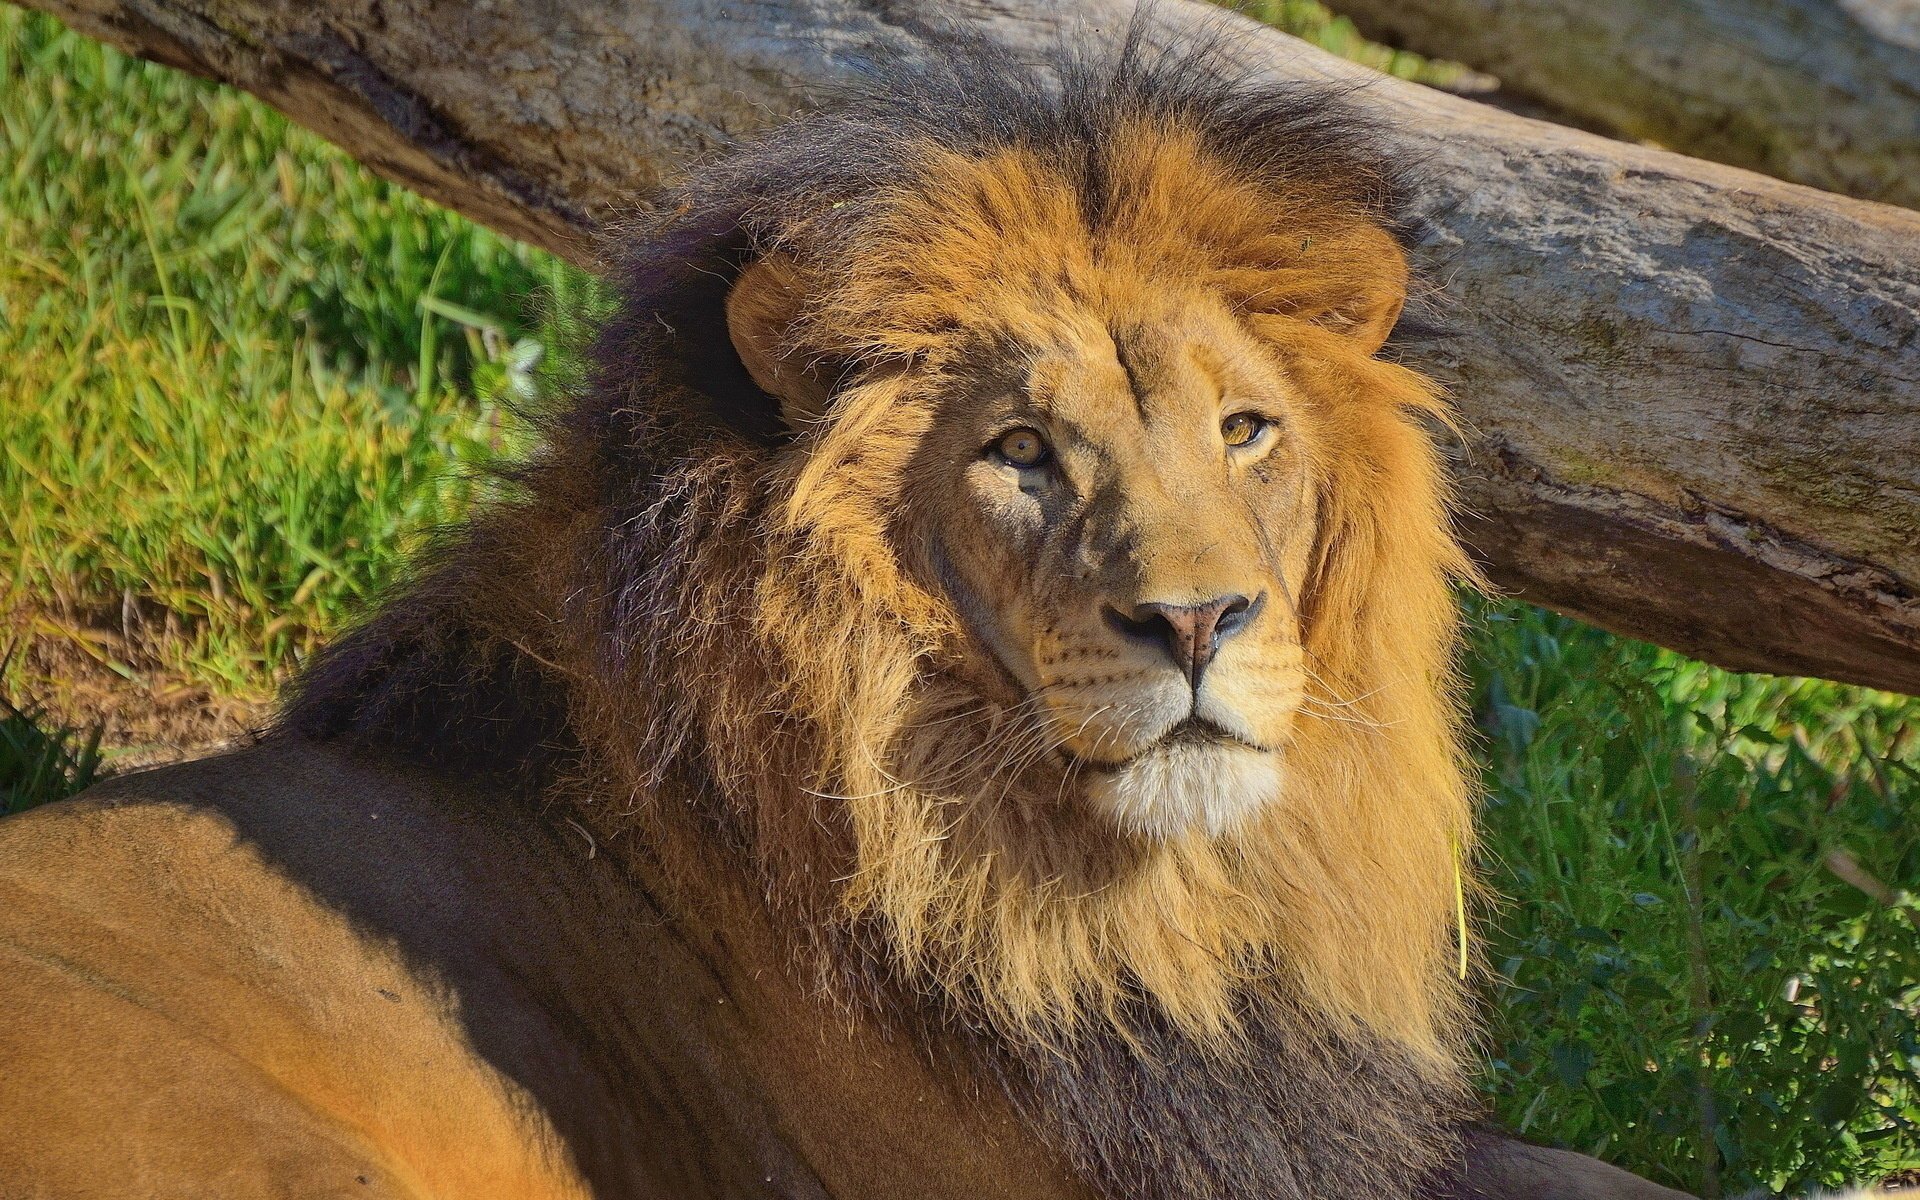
[0,35,1707,1200]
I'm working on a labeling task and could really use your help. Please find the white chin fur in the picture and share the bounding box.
[1082,741,1281,841]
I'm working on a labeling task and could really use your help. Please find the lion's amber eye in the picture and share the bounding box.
[1222,412,1268,448]
[994,427,1050,467]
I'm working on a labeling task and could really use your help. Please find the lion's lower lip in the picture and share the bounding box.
[1075,716,1265,771]
[1165,716,1236,746]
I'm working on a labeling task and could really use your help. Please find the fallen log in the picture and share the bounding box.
[21,0,1920,693]
[1325,0,1920,209]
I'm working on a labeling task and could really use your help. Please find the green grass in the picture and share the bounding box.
[0,5,564,695]
[1,6,1915,1195]
[1231,0,1476,86]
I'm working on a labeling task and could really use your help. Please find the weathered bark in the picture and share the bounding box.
[1328,0,1920,210]
[21,0,1920,694]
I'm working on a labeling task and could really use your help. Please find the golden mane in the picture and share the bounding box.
[292,37,1477,1078]
[560,144,1478,1071]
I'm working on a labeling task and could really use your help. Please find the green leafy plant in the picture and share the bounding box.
[1,692,105,814]
[1471,598,1919,1195]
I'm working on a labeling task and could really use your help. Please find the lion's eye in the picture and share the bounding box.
[993,427,1051,467]
[1222,412,1269,448]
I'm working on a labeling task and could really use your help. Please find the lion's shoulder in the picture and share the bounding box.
[4,740,482,918]
[0,739,589,989]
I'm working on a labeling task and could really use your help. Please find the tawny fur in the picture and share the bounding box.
[286,35,1487,1199]
[296,27,1475,1063]
[701,135,1480,1055]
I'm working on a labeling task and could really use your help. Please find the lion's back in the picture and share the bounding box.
[0,744,590,1200]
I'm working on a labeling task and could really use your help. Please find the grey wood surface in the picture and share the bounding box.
[1330,0,1920,209]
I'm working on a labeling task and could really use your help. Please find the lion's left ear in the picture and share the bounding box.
[726,252,834,430]
[1293,225,1409,356]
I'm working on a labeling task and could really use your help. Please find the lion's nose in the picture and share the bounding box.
[1103,593,1259,687]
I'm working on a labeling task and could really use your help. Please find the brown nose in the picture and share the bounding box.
[1103,594,1259,687]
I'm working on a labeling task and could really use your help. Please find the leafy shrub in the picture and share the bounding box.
[1471,599,1919,1195]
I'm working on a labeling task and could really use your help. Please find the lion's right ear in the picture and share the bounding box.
[726,253,834,430]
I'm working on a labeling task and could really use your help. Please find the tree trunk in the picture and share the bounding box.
[1327,0,1920,210]
[22,0,1920,694]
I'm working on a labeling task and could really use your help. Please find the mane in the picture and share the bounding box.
[285,28,1482,1198]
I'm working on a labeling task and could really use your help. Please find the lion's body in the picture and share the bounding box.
[0,741,1080,1199]
[0,744,1693,1200]
[0,747,588,1199]
[1,34,1706,1200]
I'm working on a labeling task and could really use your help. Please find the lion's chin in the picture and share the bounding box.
[1081,740,1281,842]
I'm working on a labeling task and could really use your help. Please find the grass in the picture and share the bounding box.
[0,5,562,698]
[2,6,1915,1195]
[1230,0,1479,86]
[1,690,104,814]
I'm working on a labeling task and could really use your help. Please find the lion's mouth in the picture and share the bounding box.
[1079,716,1264,772]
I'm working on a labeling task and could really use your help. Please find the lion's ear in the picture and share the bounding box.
[1298,225,1409,356]
[1311,285,1404,356]
[726,253,834,430]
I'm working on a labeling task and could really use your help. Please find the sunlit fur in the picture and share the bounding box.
[505,128,1470,1075]
[702,127,1477,1056]
[296,36,1476,1091]
[1083,740,1281,839]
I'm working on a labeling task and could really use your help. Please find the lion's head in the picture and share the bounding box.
[727,134,1422,847]
[294,39,1478,1084]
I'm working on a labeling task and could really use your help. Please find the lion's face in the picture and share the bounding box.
[724,137,1424,847]
[902,292,1318,840]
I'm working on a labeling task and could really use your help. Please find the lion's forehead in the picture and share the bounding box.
[953,302,1290,436]
[809,127,1405,372]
